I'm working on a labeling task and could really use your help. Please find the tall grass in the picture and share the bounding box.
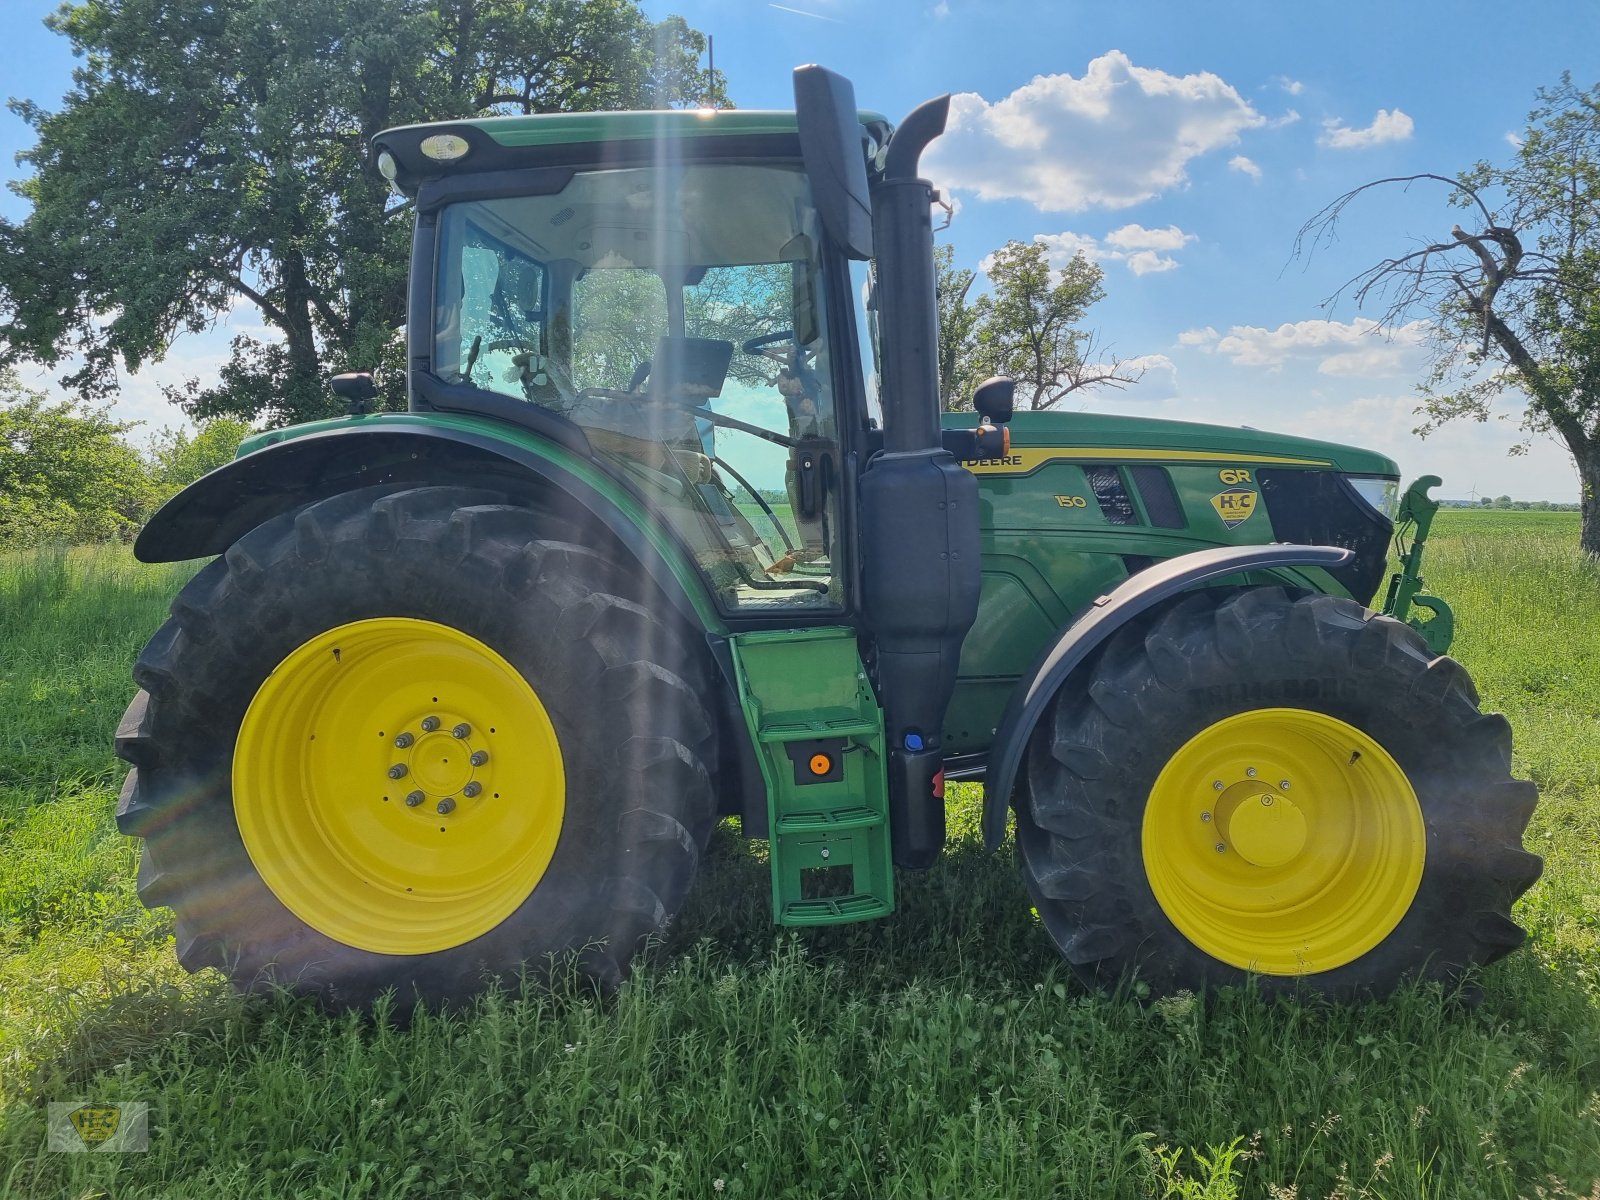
[0,517,1596,1198]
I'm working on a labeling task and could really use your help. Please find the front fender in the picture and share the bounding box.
[135,416,722,633]
[979,543,1353,848]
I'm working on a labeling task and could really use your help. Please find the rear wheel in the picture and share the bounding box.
[1016,587,1541,998]
[115,485,716,1008]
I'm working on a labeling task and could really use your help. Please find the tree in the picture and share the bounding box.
[0,370,152,545]
[1297,74,1600,555]
[959,240,1141,411]
[934,244,980,410]
[147,419,255,500]
[0,0,726,428]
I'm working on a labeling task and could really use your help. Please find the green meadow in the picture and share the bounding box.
[1,510,1596,1198]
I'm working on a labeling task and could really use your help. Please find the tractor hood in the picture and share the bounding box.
[950,409,1400,479]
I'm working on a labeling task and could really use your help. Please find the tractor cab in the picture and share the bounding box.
[379,114,892,618]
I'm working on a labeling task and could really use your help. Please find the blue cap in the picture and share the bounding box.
[904,732,924,752]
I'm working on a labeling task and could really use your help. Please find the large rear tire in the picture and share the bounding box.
[1016,587,1541,998]
[115,486,716,1008]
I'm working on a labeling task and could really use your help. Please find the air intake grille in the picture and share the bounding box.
[1130,465,1186,529]
[1085,466,1137,525]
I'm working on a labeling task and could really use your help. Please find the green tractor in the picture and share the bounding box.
[115,68,1540,1008]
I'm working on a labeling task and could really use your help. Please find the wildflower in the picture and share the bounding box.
[713,1180,725,1193]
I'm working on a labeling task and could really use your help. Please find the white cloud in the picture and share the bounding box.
[1318,108,1414,149]
[1290,391,1579,500]
[1104,223,1192,251]
[1275,76,1305,96]
[1073,383,1579,501]
[1034,224,1197,275]
[1228,154,1262,180]
[1120,353,1179,399]
[931,0,950,15]
[1184,317,1429,378]
[1028,232,1100,264]
[925,50,1266,211]
[1122,251,1178,275]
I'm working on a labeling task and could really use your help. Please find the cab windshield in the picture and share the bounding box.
[434,163,845,614]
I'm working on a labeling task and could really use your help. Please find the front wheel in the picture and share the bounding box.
[115,486,716,1008]
[1016,587,1541,998]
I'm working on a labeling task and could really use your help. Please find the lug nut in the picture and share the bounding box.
[1245,767,1258,778]
[421,716,440,732]
[470,750,489,767]
[1200,811,1212,823]
[404,790,425,807]
[451,723,471,739]
[387,763,408,779]
[394,732,414,748]
[462,781,482,798]
[1214,842,1227,854]
[1279,780,1291,791]
[1260,794,1274,806]
[1212,780,1224,791]
[436,798,456,815]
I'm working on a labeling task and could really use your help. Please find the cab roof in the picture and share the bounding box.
[374,108,892,197]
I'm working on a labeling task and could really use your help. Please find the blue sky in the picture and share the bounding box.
[4,0,1597,499]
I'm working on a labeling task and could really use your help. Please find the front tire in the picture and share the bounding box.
[115,486,716,1008]
[1016,587,1541,998]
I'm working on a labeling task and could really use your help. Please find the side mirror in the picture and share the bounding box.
[973,376,1014,424]
[793,65,873,260]
[330,372,378,414]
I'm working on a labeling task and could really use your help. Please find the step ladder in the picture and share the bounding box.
[728,627,893,926]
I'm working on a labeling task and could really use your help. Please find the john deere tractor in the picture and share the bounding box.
[116,68,1540,1007]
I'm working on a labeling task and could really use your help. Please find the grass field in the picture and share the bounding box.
[1,510,1596,1198]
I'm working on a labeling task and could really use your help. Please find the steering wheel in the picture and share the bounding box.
[742,330,799,359]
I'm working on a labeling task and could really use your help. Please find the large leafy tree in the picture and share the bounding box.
[0,370,153,545]
[940,239,1140,412]
[0,0,725,427]
[933,244,980,411]
[1298,74,1600,555]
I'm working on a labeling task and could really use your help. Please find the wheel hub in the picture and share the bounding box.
[1141,708,1426,975]
[393,719,480,806]
[234,618,566,955]
[1220,788,1307,869]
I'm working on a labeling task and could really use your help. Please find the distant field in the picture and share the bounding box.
[1,514,1596,1198]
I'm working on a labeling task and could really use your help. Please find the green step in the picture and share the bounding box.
[776,806,883,833]
[728,627,893,927]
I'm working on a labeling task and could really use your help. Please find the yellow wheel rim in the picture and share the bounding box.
[234,618,565,955]
[1141,708,1424,975]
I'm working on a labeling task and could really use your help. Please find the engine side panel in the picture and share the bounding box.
[940,411,1396,758]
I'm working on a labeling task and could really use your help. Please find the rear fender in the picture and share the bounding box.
[980,543,1353,848]
[135,422,717,631]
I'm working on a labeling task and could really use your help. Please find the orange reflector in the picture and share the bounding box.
[808,753,832,776]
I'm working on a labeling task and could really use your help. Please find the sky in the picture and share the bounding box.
[3,0,1598,500]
